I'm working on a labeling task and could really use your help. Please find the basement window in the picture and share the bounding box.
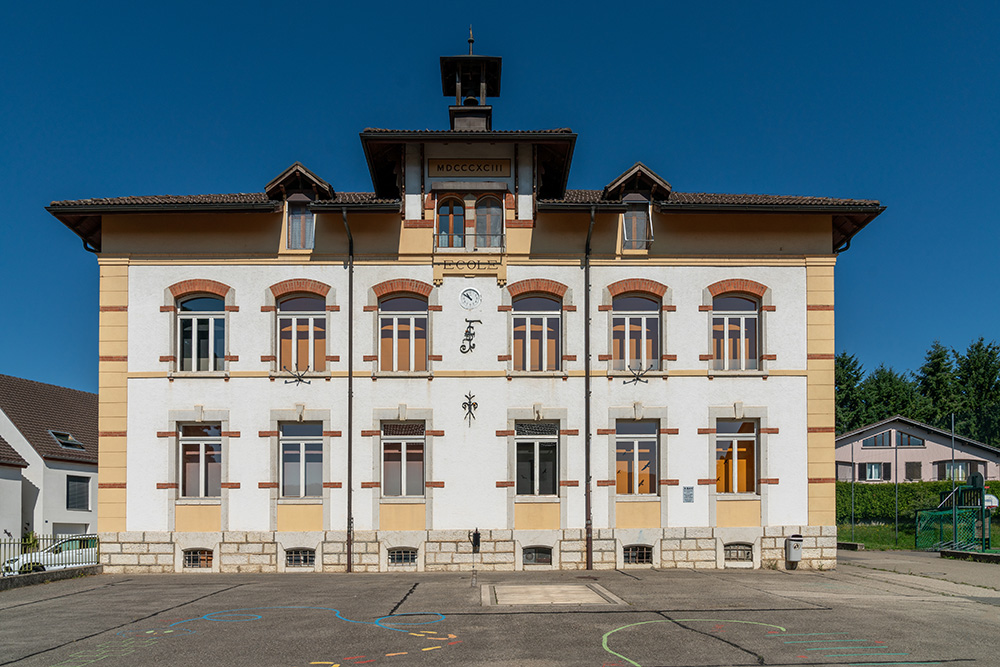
[522,546,552,565]
[388,547,418,565]
[285,548,316,567]
[183,549,213,569]
[623,544,653,565]
[724,542,753,563]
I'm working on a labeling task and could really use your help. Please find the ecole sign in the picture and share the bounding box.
[432,256,507,286]
[428,159,511,177]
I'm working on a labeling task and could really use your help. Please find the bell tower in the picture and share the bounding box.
[439,29,502,130]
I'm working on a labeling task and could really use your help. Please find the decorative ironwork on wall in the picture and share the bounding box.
[282,366,312,385]
[623,363,653,386]
[463,392,478,425]
[460,319,482,354]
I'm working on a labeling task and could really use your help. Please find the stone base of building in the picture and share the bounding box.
[97,525,836,574]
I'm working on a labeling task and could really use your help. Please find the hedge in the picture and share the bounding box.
[836,480,1000,524]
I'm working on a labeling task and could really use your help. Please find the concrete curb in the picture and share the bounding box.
[837,541,865,551]
[939,549,1000,564]
[0,566,102,592]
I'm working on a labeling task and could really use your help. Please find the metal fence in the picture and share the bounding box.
[0,534,100,576]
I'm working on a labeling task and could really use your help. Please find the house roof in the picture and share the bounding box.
[836,415,1000,457]
[0,375,97,465]
[0,435,27,468]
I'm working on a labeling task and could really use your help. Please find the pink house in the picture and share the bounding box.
[835,416,1000,483]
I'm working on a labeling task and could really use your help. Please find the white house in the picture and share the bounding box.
[0,375,98,537]
[0,437,27,539]
[47,44,883,573]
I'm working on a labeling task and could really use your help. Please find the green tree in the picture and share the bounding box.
[915,340,958,429]
[953,338,1000,445]
[835,352,865,434]
[856,364,931,425]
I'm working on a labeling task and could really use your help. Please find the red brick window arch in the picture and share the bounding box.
[167,280,234,373]
[706,279,770,372]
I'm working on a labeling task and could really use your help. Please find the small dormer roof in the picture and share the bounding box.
[264,162,334,200]
[602,162,672,201]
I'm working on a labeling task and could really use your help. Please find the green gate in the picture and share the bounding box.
[915,508,984,551]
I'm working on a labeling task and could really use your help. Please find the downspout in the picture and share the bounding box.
[584,205,596,570]
[342,207,354,573]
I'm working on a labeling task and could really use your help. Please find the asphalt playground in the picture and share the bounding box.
[1,551,997,667]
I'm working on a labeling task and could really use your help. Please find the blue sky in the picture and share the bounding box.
[4,1,998,393]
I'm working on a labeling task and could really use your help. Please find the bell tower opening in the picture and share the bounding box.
[439,29,502,130]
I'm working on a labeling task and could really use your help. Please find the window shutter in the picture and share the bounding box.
[882,462,891,481]
[66,476,89,511]
[857,463,866,481]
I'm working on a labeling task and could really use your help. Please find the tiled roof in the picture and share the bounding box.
[541,190,881,207]
[49,193,273,207]
[362,127,573,134]
[0,376,97,465]
[49,192,399,208]
[0,435,27,468]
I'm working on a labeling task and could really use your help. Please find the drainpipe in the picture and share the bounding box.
[342,207,354,572]
[584,205,596,570]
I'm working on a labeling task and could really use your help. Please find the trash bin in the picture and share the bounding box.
[785,534,803,568]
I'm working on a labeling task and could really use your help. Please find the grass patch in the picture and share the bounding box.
[839,521,1000,551]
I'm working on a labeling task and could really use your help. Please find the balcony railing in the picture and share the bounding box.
[434,233,505,251]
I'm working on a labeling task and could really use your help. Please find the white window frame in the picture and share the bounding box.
[280,425,323,498]
[615,424,658,495]
[715,420,759,494]
[622,204,653,250]
[286,201,315,250]
[177,297,226,372]
[865,462,885,481]
[512,298,562,372]
[515,434,558,496]
[611,298,660,372]
[277,297,327,373]
[382,434,425,498]
[379,300,428,373]
[945,461,969,482]
[180,426,222,498]
[711,298,760,371]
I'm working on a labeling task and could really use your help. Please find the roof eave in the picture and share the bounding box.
[46,202,281,216]
[310,202,402,212]
[536,202,628,212]
[654,202,885,215]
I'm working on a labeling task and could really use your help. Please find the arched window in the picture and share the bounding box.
[388,547,418,565]
[379,296,428,372]
[177,296,225,371]
[711,295,759,371]
[183,548,213,568]
[437,198,465,248]
[611,295,660,371]
[475,196,503,248]
[512,295,561,371]
[278,295,326,372]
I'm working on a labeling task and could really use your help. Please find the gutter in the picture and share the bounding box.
[342,207,355,573]
[584,205,595,570]
[45,203,282,215]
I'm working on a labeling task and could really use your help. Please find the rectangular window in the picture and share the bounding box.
[862,431,891,447]
[379,299,428,373]
[944,461,969,482]
[897,432,923,447]
[515,422,558,495]
[66,476,90,511]
[280,423,323,497]
[382,423,425,497]
[180,424,222,497]
[905,461,922,481]
[287,202,315,250]
[716,420,757,493]
[622,205,653,250]
[865,462,888,481]
[615,421,658,495]
[711,317,758,371]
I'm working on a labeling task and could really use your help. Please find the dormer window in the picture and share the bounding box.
[622,201,653,250]
[287,200,314,250]
[50,431,85,450]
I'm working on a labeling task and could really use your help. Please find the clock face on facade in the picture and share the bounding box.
[460,288,482,310]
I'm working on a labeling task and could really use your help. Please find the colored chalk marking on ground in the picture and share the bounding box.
[847,663,942,666]
[385,653,407,656]
[826,654,910,658]
[448,641,462,645]
[807,646,888,651]
[768,632,847,637]
[421,646,442,651]
[602,619,786,667]
[786,639,872,643]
